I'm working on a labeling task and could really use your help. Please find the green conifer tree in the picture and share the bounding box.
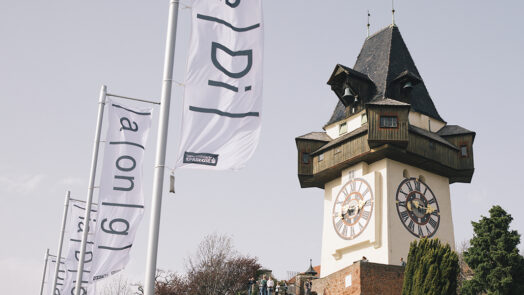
[462,205,524,295]
[402,238,459,295]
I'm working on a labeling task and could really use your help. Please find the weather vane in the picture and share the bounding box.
[367,10,371,37]
[392,0,396,25]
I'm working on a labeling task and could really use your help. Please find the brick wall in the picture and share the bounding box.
[311,261,404,295]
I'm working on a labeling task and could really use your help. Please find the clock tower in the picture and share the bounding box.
[296,25,475,278]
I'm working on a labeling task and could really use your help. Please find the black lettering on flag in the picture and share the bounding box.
[211,42,252,78]
[113,175,135,191]
[119,117,138,132]
[74,251,93,263]
[226,0,240,8]
[116,155,136,172]
[101,218,130,236]
[196,14,260,32]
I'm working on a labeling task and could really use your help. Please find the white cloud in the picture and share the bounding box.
[58,176,85,187]
[0,174,46,196]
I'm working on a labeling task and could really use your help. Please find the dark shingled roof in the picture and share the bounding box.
[409,125,458,150]
[296,132,332,142]
[312,125,368,155]
[366,98,410,107]
[437,125,476,138]
[326,25,444,126]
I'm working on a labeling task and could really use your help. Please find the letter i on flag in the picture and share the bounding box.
[62,200,97,294]
[176,0,264,170]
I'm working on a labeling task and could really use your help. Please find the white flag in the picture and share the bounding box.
[91,99,152,281]
[176,0,264,170]
[46,255,67,295]
[62,200,97,294]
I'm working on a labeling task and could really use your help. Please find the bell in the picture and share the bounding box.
[402,81,413,89]
[343,87,354,100]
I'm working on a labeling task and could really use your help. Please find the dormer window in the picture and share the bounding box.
[361,113,368,125]
[339,122,348,135]
[318,153,324,162]
[460,145,468,157]
[302,152,310,164]
[380,116,398,128]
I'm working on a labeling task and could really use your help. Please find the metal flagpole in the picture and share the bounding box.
[144,1,180,294]
[74,85,107,295]
[51,190,71,293]
[39,248,50,295]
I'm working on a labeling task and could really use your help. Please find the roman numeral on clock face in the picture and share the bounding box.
[362,211,370,220]
[400,210,409,222]
[416,181,422,192]
[418,225,424,237]
[428,217,437,229]
[350,181,356,192]
[335,219,343,231]
[406,181,413,192]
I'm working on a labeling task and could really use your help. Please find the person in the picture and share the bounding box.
[275,283,280,295]
[267,277,274,295]
[361,256,368,262]
[248,277,255,295]
[400,257,406,266]
[259,274,268,295]
[305,279,312,295]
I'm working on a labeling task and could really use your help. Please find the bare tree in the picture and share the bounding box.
[184,233,260,295]
[456,240,473,294]
[99,274,135,295]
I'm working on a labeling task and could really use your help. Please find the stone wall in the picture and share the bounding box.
[311,261,404,295]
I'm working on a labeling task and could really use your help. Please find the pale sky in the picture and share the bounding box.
[1,1,524,294]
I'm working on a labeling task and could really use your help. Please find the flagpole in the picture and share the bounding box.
[51,190,70,293]
[74,85,107,295]
[39,248,50,295]
[144,1,180,294]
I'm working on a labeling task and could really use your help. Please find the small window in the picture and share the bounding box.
[361,113,368,125]
[339,122,348,135]
[380,116,398,128]
[460,145,468,157]
[302,153,310,164]
[318,153,324,162]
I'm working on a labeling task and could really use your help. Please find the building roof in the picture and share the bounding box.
[409,125,459,150]
[311,125,368,155]
[326,25,444,126]
[437,125,476,138]
[366,98,410,107]
[296,131,332,142]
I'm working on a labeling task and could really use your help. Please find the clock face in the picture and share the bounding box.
[395,178,440,238]
[332,178,374,240]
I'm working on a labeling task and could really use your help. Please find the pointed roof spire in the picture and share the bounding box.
[304,259,318,276]
[367,10,371,37]
[326,25,444,126]
[392,0,396,26]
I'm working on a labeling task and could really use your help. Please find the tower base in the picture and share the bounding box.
[312,261,404,295]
